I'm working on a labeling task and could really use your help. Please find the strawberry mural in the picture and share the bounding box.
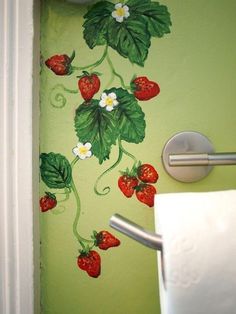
[135,184,157,207]
[77,250,101,278]
[40,0,171,278]
[39,192,57,212]
[45,51,75,76]
[118,163,159,207]
[118,174,139,198]
[94,231,121,250]
[137,164,159,183]
[78,71,101,101]
[131,76,160,101]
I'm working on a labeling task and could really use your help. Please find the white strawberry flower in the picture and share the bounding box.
[111,3,130,23]
[72,142,92,160]
[99,92,119,112]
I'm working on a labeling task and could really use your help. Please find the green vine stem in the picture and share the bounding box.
[71,156,79,168]
[104,71,115,90]
[94,145,123,196]
[118,138,138,166]
[73,45,108,71]
[94,138,139,196]
[70,157,94,246]
[57,191,70,203]
[50,84,78,109]
[56,187,71,203]
[106,50,130,90]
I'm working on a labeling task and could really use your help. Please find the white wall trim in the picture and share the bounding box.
[0,0,38,313]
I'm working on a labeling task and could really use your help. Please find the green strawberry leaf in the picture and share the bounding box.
[107,16,150,66]
[83,0,171,65]
[40,153,72,189]
[74,100,119,164]
[127,0,172,37]
[106,88,146,143]
[83,1,114,49]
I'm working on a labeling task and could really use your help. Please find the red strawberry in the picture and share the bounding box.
[95,231,120,250]
[77,250,101,278]
[135,184,156,207]
[137,164,159,183]
[132,76,160,101]
[45,51,75,75]
[78,71,101,101]
[118,175,139,198]
[39,192,57,212]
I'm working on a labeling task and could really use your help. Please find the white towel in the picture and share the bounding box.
[155,190,236,314]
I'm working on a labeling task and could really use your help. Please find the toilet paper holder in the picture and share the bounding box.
[109,213,163,251]
[162,131,236,182]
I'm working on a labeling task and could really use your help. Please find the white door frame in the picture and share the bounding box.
[0,0,39,313]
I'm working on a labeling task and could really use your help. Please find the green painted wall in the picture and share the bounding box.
[40,1,236,313]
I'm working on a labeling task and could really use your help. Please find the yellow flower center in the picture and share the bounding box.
[116,7,125,17]
[105,97,114,106]
[79,147,88,154]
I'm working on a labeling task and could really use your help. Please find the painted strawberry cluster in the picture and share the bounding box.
[39,150,121,278]
[118,163,159,207]
[41,0,171,278]
[77,231,120,278]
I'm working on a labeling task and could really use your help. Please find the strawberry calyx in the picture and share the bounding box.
[130,74,137,92]
[77,250,101,278]
[67,52,76,75]
[91,230,99,246]
[134,182,156,192]
[91,230,108,248]
[77,71,102,79]
[77,70,90,78]
[45,191,57,200]
[93,231,103,247]
[93,230,121,250]
[119,161,141,178]
[134,183,146,192]
[69,50,75,63]
[78,243,92,256]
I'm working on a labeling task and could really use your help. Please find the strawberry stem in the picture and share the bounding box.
[50,84,78,109]
[94,145,123,196]
[70,50,76,62]
[74,45,108,71]
[71,156,79,168]
[70,157,94,246]
[118,138,138,166]
[106,50,130,90]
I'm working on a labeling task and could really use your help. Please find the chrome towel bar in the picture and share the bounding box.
[169,152,236,166]
[109,213,163,251]
[162,131,236,182]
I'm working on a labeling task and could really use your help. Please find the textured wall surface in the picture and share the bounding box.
[40,1,236,313]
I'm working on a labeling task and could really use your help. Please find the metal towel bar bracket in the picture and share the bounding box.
[162,131,236,182]
[109,214,163,251]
